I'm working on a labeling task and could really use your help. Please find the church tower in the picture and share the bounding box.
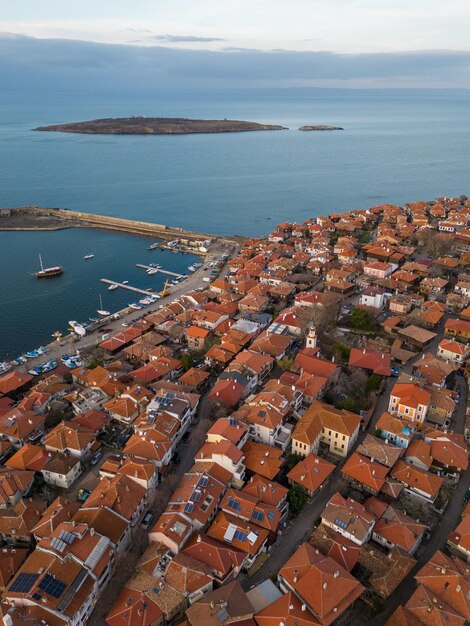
[306,324,317,349]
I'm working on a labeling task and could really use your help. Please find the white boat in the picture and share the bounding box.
[0,362,12,375]
[147,268,158,275]
[188,265,196,272]
[129,303,142,310]
[68,321,87,336]
[122,280,129,284]
[108,283,119,291]
[148,242,159,250]
[84,254,94,260]
[97,294,110,317]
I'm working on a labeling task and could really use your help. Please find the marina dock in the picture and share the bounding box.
[100,278,158,295]
[135,264,187,278]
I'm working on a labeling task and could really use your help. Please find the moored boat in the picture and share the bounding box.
[0,362,12,375]
[84,254,94,260]
[97,294,110,317]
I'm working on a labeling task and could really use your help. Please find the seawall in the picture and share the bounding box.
[0,206,221,242]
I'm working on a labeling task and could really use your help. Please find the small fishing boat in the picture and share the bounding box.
[97,294,110,317]
[12,356,27,365]
[84,254,94,260]
[147,242,159,250]
[122,280,129,284]
[188,265,196,272]
[41,360,57,373]
[0,362,12,375]
[108,283,119,291]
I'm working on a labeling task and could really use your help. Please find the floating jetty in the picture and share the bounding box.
[100,279,158,296]
[135,264,187,278]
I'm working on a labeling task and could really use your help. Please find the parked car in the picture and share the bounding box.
[90,451,102,466]
[141,512,154,528]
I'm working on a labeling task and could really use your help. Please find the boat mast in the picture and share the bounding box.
[39,254,44,272]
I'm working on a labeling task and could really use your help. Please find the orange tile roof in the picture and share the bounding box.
[287,454,335,494]
[279,542,364,626]
[390,383,431,409]
[391,460,443,500]
[207,511,269,556]
[373,505,426,552]
[241,440,284,480]
[255,591,321,626]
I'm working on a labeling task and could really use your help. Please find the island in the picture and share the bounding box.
[299,125,344,131]
[33,117,287,135]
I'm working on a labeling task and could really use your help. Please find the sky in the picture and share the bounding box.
[1,0,470,90]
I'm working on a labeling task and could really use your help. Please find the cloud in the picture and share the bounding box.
[149,34,225,43]
[0,33,469,93]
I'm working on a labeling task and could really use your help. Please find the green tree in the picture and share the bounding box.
[278,356,294,372]
[350,308,373,331]
[180,353,195,372]
[367,374,382,391]
[338,396,362,414]
[287,484,309,514]
[332,342,351,362]
[286,453,303,473]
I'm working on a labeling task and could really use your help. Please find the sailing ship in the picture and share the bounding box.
[97,294,110,317]
[34,254,63,278]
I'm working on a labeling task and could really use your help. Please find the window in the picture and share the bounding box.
[342,435,346,441]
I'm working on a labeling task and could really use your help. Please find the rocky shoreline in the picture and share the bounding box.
[299,125,344,131]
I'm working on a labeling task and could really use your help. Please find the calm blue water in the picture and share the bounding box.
[0,90,469,358]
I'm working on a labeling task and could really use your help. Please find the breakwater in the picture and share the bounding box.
[0,206,219,242]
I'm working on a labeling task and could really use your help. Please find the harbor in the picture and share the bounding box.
[0,226,227,360]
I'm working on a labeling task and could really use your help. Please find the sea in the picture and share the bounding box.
[1,89,469,358]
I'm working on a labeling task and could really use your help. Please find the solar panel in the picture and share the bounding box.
[32,593,42,601]
[38,574,67,599]
[334,518,348,529]
[227,498,241,511]
[58,529,75,545]
[267,511,275,520]
[190,490,201,502]
[252,510,264,522]
[10,573,39,593]
[234,530,247,542]
[229,418,237,426]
